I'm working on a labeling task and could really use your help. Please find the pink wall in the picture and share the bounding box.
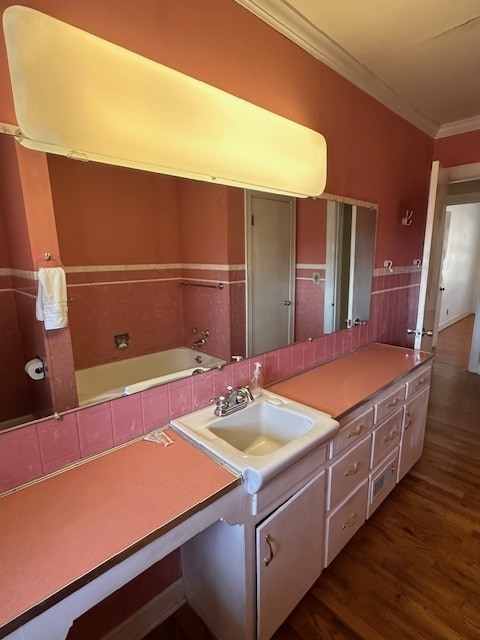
[433,130,480,167]
[48,157,181,266]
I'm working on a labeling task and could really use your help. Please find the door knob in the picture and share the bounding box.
[406,328,433,337]
[440,287,445,291]
[283,300,292,306]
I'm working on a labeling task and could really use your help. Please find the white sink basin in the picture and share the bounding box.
[171,390,339,493]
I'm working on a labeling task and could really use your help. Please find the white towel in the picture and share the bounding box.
[36,267,69,330]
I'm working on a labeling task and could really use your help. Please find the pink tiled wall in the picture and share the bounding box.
[68,269,184,369]
[67,264,246,370]
[295,268,326,342]
[0,264,421,494]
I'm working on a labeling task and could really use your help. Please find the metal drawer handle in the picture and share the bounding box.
[264,534,274,566]
[342,513,357,529]
[386,398,399,408]
[347,425,363,438]
[416,377,427,386]
[345,462,360,476]
[383,429,397,443]
[405,411,412,430]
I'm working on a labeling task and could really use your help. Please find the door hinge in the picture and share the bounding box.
[251,214,254,226]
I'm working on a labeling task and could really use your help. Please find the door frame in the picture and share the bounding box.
[417,161,480,366]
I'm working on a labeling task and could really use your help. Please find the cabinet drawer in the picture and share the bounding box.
[329,407,374,459]
[327,436,371,511]
[367,449,399,518]
[370,408,403,468]
[375,385,406,423]
[324,480,368,566]
[406,365,431,398]
[251,445,327,517]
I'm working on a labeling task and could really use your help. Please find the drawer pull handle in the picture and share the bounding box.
[405,411,412,430]
[342,513,357,529]
[416,377,427,386]
[383,430,397,443]
[345,462,360,476]
[264,534,274,566]
[386,398,399,408]
[347,425,363,438]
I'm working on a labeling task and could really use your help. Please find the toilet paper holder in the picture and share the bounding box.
[25,357,45,380]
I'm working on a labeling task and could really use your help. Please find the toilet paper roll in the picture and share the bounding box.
[25,358,45,381]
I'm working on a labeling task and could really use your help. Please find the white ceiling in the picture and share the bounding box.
[235,0,480,138]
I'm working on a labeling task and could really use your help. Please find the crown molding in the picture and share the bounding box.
[436,115,480,139]
[235,0,440,137]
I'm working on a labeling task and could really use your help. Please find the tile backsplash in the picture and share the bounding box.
[0,267,421,493]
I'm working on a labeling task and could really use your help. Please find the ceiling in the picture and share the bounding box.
[235,0,480,138]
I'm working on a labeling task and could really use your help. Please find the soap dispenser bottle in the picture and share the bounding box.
[251,362,263,398]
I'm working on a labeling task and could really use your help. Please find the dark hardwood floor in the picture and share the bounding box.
[148,317,480,639]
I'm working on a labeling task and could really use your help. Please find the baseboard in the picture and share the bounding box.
[102,578,186,640]
[438,312,472,332]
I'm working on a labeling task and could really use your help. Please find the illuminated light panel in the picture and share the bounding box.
[3,5,327,197]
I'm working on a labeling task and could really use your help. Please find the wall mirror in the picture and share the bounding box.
[1,149,377,431]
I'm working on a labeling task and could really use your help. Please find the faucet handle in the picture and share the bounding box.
[211,395,229,416]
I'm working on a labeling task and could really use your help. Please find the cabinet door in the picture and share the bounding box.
[256,472,325,640]
[398,387,429,481]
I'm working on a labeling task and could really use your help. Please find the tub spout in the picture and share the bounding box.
[191,338,206,348]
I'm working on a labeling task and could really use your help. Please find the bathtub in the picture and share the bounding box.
[75,347,226,406]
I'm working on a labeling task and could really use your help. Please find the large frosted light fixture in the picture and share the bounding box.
[3,6,327,197]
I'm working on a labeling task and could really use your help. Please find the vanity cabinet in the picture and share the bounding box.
[398,385,430,481]
[181,447,328,640]
[324,362,432,567]
[182,353,433,640]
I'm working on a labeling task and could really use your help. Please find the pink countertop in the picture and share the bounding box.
[270,343,433,419]
[0,429,239,635]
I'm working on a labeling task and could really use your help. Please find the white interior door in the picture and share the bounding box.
[246,191,295,356]
[414,161,449,350]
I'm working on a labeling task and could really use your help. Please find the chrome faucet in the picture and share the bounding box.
[211,385,254,417]
[191,337,206,348]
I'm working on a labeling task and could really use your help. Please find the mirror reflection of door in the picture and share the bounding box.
[245,191,296,356]
[349,206,377,326]
[325,202,376,332]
